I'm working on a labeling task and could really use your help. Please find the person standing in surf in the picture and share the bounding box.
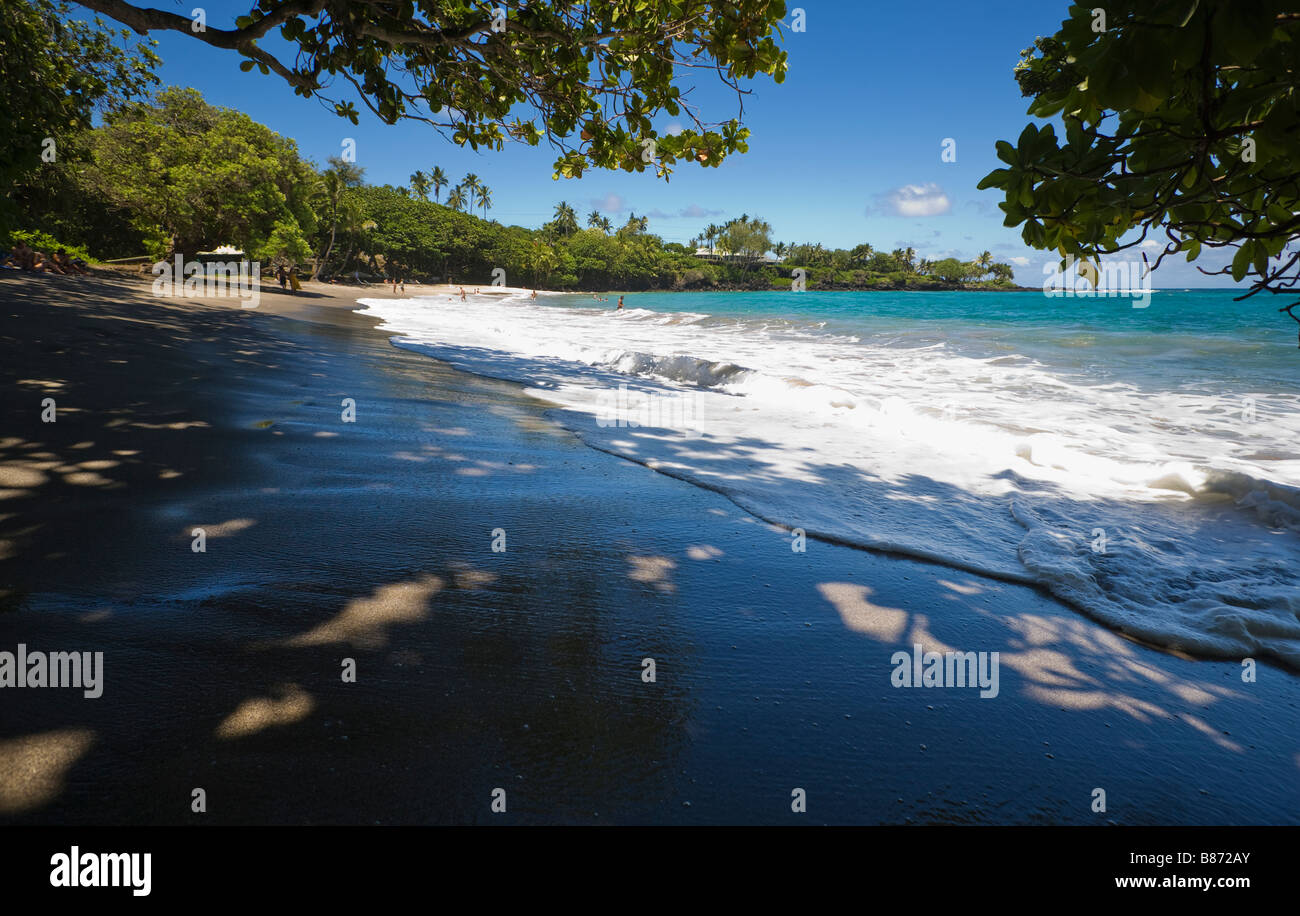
[616,295,624,310]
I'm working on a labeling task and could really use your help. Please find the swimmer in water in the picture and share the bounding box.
[616,295,624,310]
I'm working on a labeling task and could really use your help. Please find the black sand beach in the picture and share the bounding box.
[1,274,1297,825]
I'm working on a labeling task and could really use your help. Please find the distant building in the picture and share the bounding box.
[692,246,780,263]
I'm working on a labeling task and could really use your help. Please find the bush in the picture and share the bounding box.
[4,230,93,262]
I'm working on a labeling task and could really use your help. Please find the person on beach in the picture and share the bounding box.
[459,287,467,302]
[288,266,301,292]
[7,241,36,270]
[276,265,288,290]
[531,289,537,300]
[53,249,87,275]
[616,295,624,310]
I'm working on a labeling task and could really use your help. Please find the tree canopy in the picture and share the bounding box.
[0,0,158,234]
[979,1,1300,332]
[74,0,789,180]
[88,87,319,257]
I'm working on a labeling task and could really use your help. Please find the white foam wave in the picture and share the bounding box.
[357,293,1300,668]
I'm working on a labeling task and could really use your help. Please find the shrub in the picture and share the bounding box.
[4,230,93,262]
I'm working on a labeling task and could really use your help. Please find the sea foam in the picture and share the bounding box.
[358,293,1300,668]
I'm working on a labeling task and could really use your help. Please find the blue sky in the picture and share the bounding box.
[116,0,1234,286]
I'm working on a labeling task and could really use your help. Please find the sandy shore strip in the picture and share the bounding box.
[0,271,1296,824]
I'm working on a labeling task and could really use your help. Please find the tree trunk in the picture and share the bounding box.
[313,212,338,281]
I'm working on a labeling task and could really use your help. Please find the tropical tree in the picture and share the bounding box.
[975,250,994,278]
[446,186,466,212]
[461,173,481,212]
[314,156,366,278]
[74,0,789,180]
[979,2,1300,337]
[334,199,375,277]
[87,87,318,258]
[850,242,874,266]
[429,166,448,203]
[0,0,159,234]
[552,201,579,236]
[409,170,431,200]
[478,185,492,220]
[703,223,720,255]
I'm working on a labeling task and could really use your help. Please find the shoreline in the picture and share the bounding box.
[1,272,1296,824]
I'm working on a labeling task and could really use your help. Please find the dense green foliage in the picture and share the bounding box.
[981,1,1300,315]
[0,0,158,236]
[6,85,1015,291]
[87,88,319,259]
[76,0,787,180]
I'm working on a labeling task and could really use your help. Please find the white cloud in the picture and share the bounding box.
[1008,256,1031,266]
[590,193,627,213]
[870,183,952,218]
[665,122,684,136]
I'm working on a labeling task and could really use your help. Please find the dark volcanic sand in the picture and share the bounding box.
[1,274,1296,824]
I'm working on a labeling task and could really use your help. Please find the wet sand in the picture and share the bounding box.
[0,271,1296,824]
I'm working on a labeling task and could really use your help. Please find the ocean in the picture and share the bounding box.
[357,288,1300,669]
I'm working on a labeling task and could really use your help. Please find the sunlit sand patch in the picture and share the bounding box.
[61,471,115,487]
[215,684,314,740]
[817,582,908,641]
[283,574,444,649]
[450,567,496,590]
[158,469,182,479]
[15,379,65,391]
[130,420,210,430]
[0,728,95,814]
[0,465,48,491]
[627,555,677,594]
[686,544,723,560]
[188,518,256,538]
[69,441,95,450]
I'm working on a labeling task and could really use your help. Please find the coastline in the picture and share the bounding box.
[1,272,1296,824]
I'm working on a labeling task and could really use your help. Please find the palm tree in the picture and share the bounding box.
[704,223,719,255]
[462,173,482,212]
[409,170,431,201]
[312,156,366,280]
[975,250,994,278]
[587,210,604,230]
[446,186,466,212]
[478,185,493,219]
[336,201,376,277]
[850,243,874,266]
[430,166,448,203]
[552,201,578,236]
